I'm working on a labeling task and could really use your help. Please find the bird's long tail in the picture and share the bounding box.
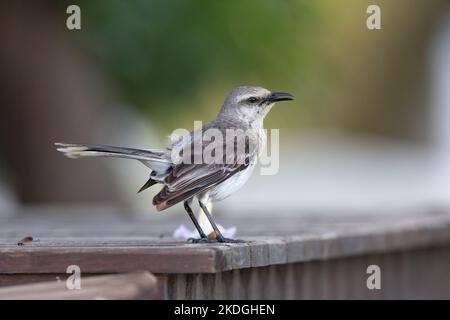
[55,142,172,173]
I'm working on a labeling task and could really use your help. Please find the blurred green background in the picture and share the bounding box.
[71,0,319,132]
[0,0,449,208]
[55,0,449,140]
[67,0,448,137]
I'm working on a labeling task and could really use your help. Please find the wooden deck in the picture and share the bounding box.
[1,207,450,299]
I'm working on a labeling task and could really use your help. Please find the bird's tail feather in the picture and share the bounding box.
[55,142,171,172]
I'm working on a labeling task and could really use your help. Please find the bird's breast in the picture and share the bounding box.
[207,158,257,202]
[256,128,267,156]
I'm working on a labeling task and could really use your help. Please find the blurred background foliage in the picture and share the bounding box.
[62,0,323,131]
[56,0,449,141]
[1,0,449,205]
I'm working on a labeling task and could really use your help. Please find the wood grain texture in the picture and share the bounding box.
[0,208,449,274]
[166,246,450,299]
[0,272,158,300]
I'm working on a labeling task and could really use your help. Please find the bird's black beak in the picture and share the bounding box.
[267,92,294,103]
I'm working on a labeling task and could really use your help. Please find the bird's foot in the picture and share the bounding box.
[186,237,217,244]
[186,236,245,244]
[216,237,246,244]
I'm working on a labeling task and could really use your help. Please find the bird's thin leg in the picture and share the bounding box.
[198,201,222,238]
[198,200,245,243]
[183,200,209,242]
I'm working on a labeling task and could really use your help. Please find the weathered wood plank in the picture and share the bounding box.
[0,245,218,274]
[165,245,450,299]
[0,272,158,300]
[0,209,449,275]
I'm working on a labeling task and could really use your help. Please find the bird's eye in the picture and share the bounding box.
[247,97,258,104]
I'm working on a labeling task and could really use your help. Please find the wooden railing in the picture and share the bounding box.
[0,207,450,299]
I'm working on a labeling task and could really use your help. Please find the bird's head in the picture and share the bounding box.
[219,86,294,126]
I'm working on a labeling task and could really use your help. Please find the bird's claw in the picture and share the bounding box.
[186,237,245,244]
[187,237,217,243]
[216,237,246,243]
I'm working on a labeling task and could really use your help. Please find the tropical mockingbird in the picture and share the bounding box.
[56,86,293,243]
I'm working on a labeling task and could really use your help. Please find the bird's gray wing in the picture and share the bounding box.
[152,161,249,211]
[153,129,253,211]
